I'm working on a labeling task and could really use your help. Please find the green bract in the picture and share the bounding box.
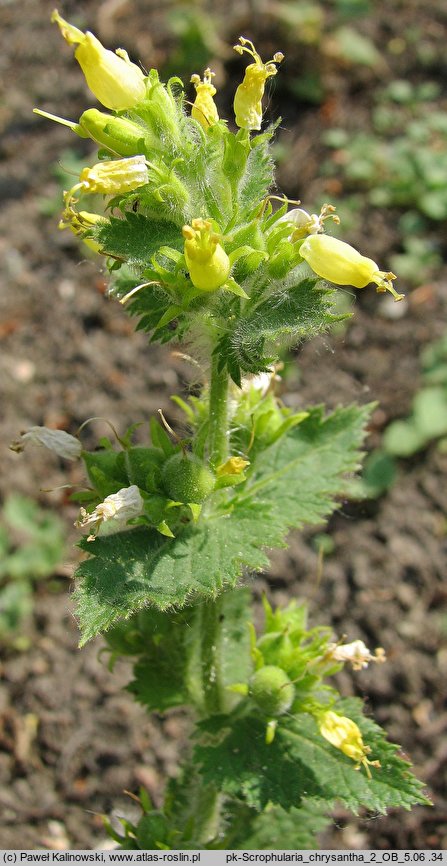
[22,13,428,851]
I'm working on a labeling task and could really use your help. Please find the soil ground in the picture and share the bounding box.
[1,0,446,850]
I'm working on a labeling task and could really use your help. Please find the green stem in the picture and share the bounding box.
[200,597,226,716]
[166,357,230,844]
[194,785,224,847]
[179,597,231,844]
[208,353,229,469]
[192,596,231,844]
[186,595,233,717]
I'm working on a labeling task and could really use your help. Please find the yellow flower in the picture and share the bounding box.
[182,219,230,292]
[59,208,106,233]
[67,156,149,204]
[299,234,404,301]
[216,456,250,477]
[233,37,284,131]
[59,208,107,253]
[190,68,219,130]
[319,710,381,778]
[51,9,146,111]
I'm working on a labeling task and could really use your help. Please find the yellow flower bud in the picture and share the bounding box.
[69,155,149,200]
[51,9,146,111]
[233,37,284,131]
[319,710,381,778]
[216,456,250,477]
[182,219,230,292]
[190,68,219,130]
[299,234,404,301]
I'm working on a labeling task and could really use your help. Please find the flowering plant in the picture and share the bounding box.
[23,11,428,848]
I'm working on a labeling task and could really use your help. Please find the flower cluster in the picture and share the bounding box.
[25,13,405,549]
[35,11,402,309]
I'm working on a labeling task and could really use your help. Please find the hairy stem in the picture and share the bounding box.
[208,354,229,468]
[194,788,224,847]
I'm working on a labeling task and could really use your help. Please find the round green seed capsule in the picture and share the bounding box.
[249,665,295,716]
[161,452,215,504]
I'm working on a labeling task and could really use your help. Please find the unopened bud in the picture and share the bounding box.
[79,109,149,157]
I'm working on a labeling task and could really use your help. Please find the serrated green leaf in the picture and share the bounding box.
[235,801,330,850]
[224,267,340,374]
[74,502,272,644]
[126,609,192,712]
[242,403,373,533]
[112,590,251,714]
[95,212,182,268]
[195,698,430,815]
[74,405,370,642]
[237,132,275,218]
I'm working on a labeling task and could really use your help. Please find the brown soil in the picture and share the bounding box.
[1,0,446,851]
